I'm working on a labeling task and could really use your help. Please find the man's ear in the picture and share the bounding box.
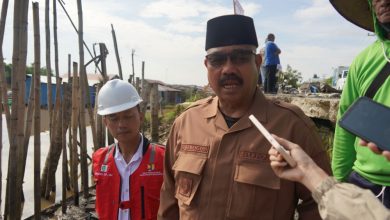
[204,58,208,68]
[255,53,262,70]
[139,111,145,122]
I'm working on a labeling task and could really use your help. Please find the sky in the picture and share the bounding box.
[2,0,376,87]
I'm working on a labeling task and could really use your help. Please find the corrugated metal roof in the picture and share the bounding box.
[60,73,118,86]
[26,74,60,84]
[158,84,181,92]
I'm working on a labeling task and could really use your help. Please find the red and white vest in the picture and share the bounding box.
[92,140,165,220]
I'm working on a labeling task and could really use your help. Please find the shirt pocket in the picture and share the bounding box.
[172,153,206,206]
[227,162,280,219]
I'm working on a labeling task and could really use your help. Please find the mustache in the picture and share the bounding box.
[218,74,243,86]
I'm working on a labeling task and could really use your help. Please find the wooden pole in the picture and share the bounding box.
[131,49,135,84]
[53,0,61,123]
[140,81,151,114]
[7,0,29,218]
[136,77,140,94]
[81,75,98,150]
[32,4,41,219]
[95,84,104,150]
[150,83,159,142]
[68,54,71,79]
[45,0,53,138]
[71,62,80,206]
[142,61,145,81]
[0,0,9,214]
[0,0,11,140]
[0,0,7,215]
[77,0,88,198]
[111,24,123,80]
[61,85,68,214]
[99,43,108,82]
[20,2,42,212]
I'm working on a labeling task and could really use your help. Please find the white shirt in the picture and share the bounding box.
[114,134,144,220]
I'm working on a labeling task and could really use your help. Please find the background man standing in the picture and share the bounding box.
[158,14,330,220]
[93,79,165,219]
[264,33,281,94]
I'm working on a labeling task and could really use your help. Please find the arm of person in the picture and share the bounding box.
[332,62,360,181]
[276,47,281,55]
[157,123,179,220]
[269,135,390,220]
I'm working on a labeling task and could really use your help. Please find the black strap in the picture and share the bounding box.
[364,62,390,98]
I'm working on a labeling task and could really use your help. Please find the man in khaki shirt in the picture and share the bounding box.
[158,14,331,220]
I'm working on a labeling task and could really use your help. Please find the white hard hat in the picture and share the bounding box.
[97,79,143,115]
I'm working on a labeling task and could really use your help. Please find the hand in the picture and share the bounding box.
[359,139,390,161]
[268,135,329,192]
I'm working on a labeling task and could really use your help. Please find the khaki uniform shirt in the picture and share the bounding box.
[313,177,390,220]
[158,90,331,220]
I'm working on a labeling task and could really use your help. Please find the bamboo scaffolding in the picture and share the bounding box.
[40,0,63,200]
[32,4,41,219]
[56,0,102,74]
[71,62,80,206]
[111,24,123,80]
[6,0,30,218]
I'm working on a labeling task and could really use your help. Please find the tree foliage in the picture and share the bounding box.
[4,62,53,84]
[182,87,209,102]
[278,64,302,88]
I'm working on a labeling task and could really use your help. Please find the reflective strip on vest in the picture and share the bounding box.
[103,144,115,164]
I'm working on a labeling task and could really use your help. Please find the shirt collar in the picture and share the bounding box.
[114,133,144,165]
[202,88,268,123]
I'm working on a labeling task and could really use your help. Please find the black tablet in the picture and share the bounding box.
[339,97,390,151]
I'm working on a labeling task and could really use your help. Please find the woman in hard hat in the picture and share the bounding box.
[92,79,165,220]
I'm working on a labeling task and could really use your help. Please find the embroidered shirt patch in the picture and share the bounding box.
[179,177,193,197]
[147,163,155,171]
[100,165,108,172]
[239,151,268,161]
[181,144,209,154]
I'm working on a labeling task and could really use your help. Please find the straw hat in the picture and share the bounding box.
[330,0,374,32]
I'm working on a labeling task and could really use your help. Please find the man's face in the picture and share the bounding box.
[103,107,143,143]
[204,45,261,105]
[373,0,390,23]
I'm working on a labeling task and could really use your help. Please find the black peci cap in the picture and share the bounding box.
[205,15,258,51]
